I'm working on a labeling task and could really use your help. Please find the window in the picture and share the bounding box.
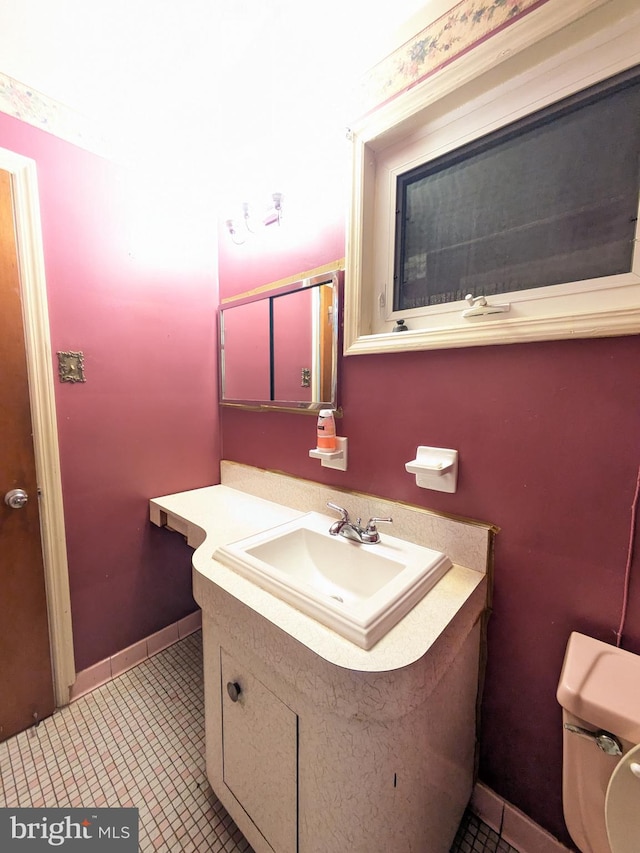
[344,1,640,354]
[395,69,640,312]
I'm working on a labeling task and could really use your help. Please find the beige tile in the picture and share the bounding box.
[471,781,504,833]
[110,639,148,678]
[147,623,179,657]
[69,658,112,701]
[178,610,202,638]
[502,802,572,853]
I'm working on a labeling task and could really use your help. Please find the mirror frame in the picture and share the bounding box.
[219,268,342,414]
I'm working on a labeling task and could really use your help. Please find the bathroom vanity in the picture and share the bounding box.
[150,462,494,853]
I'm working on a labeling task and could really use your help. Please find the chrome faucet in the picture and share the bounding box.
[326,502,392,544]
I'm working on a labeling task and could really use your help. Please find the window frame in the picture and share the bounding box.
[344,0,640,355]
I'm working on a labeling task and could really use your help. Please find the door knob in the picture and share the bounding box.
[4,489,28,509]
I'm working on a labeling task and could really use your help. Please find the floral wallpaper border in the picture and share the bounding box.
[0,71,109,156]
[356,0,552,116]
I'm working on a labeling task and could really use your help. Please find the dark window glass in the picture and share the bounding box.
[394,67,640,311]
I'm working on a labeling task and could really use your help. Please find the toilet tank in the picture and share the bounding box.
[557,632,640,853]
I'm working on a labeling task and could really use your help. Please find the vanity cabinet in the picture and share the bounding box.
[220,650,297,853]
[150,472,493,852]
[201,585,484,853]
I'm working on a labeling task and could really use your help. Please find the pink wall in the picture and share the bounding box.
[218,211,640,846]
[0,113,220,672]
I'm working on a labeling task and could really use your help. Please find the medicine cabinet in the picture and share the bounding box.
[219,269,340,413]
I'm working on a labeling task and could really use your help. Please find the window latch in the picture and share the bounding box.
[462,294,510,319]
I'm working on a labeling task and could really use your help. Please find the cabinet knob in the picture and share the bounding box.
[226,681,242,702]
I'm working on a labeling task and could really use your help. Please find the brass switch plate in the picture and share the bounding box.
[57,350,85,383]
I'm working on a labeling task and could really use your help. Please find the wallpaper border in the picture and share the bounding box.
[356,0,552,116]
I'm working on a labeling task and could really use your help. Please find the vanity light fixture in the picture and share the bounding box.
[226,192,284,244]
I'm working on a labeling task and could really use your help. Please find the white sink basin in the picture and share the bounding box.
[213,512,452,649]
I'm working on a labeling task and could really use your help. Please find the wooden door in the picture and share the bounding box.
[0,168,55,741]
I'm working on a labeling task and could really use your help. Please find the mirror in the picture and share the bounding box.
[220,269,340,412]
[221,299,271,401]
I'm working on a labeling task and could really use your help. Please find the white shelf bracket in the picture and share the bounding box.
[309,436,348,471]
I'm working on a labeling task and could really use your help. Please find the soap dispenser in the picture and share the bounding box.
[309,410,347,470]
[316,409,337,453]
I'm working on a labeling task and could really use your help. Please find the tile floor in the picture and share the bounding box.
[450,811,519,853]
[0,631,519,852]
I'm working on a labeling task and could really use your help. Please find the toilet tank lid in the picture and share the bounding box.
[557,632,640,742]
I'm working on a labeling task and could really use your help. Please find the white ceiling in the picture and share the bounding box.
[0,1,434,209]
[0,2,429,121]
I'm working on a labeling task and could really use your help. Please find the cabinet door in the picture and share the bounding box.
[221,649,297,853]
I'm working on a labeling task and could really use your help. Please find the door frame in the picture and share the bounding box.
[1,146,75,707]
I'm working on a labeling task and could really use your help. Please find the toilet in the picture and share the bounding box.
[557,632,640,853]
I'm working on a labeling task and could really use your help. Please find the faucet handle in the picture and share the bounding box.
[360,516,393,544]
[327,502,350,522]
[365,517,393,534]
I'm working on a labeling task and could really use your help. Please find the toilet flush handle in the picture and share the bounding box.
[564,723,623,756]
